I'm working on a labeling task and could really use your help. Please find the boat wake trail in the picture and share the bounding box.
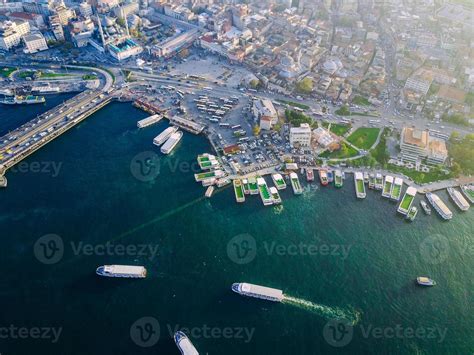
[282,295,361,325]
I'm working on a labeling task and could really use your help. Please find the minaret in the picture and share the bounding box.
[97,14,106,48]
[121,6,130,37]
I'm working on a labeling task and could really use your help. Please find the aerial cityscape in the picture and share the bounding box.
[0,0,473,353]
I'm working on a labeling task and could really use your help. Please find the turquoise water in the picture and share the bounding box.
[0,101,473,354]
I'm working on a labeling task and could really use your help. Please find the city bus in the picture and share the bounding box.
[231,125,241,130]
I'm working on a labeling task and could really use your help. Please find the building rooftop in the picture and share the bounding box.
[402,127,428,148]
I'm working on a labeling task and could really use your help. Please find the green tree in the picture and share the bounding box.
[296,77,313,94]
[249,79,260,89]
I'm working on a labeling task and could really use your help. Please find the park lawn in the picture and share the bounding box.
[329,123,351,136]
[347,127,380,150]
[0,66,16,78]
[276,99,309,110]
[352,96,371,106]
[40,72,73,78]
[320,142,359,159]
[387,164,454,184]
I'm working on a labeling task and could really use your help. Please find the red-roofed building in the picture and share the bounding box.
[8,12,44,29]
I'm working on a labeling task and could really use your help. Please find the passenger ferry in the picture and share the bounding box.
[194,170,225,182]
[390,178,403,201]
[327,170,334,183]
[248,177,259,195]
[354,172,366,199]
[232,282,284,302]
[306,169,314,182]
[233,179,245,203]
[447,187,470,211]
[174,331,199,355]
[420,200,431,215]
[319,169,328,186]
[368,173,375,189]
[272,173,287,190]
[242,179,250,194]
[96,265,147,278]
[290,172,303,194]
[363,172,369,184]
[153,126,178,146]
[426,192,452,220]
[205,186,214,198]
[334,170,343,188]
[197,153,219,170]
[374,173,384,190]
[397,186,417,215]
[460,184,474,204]
[137,114,162,128]
[257,177,273,206]
[161,131,183,154]
[382,175,394,198]
[270,186,282,204]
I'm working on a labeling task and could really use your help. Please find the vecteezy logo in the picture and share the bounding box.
[130,316,160,347]
[226,234,257,265]
[419,234,449,265]
[130,151,160,182]
[34,234,64,264]
[323,319,353,347]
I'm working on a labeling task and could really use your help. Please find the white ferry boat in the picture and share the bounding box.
[201,177,216,187]
[232,282,284,302]
[272,173,287,190]
[233,179,245,203]
[205,185,214,198]
[374,173,384,190]
[447,187,469,211]
[460,184,474,204]
[270,186,282,204]
[153,126,178,146]
[397,186,417,215]
[257,177,273,206]
[290,172,303,195]
[248,177,259,195]
[96,265,147,278]
[161,131,183,154]
[390,178,403,201]
[368,173,375,189]
[137,114,162,128]
[420,200,431,215]
[174,331,199,355]
[426,192,452,220]
[354,172,366,199]
[242,178,250,194]
[382,175,394,198]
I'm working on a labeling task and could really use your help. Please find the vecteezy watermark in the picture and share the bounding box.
[10,161,63,178]
[226,234,352,265]
[166,324,255,343]
[0,325,62,343]
[263,242,352,259]
[323,320,448,347]
[34,235,160,264]
[130,317,160,348]
[130,151,161,182]
[130,152,202,182]
[226,234,257,265]
[419,234,450,265]
[129,316,255,348]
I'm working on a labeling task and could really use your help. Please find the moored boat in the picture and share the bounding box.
[406,206,418,221]
[205,185,214,198]
[161,131,183,154]
[374,173,383,190]
[242,178,250,195]
[416,277,436,287]
[306,169,314,182]
[447,187,469,211]
[363,172,369,184]
[257,177,273,206]
[460,184,474,204]
[272,173,287,190]
[426,192,452,220]
[233,179,245,203]
[327,170,334,183]
[248,177,259,195]
[354,172,366,199]
[290,172,303,194]
[334,170,343,188]
[397,186,417,215]
[420,200,431,215]
[270,186,282,204]
[319,169,328,186]
[368,173,375,189]
[382,175,394,198]
[153,126,179,146]
[390,178,403,201]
